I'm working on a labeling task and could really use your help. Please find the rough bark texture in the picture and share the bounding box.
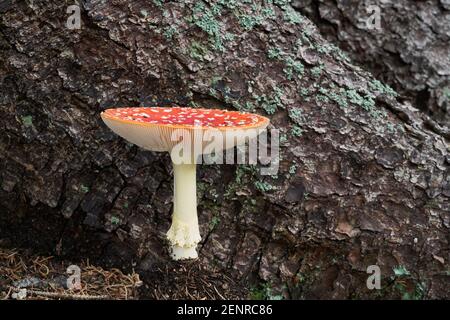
[0,0,449,299]
[293,0,450,127]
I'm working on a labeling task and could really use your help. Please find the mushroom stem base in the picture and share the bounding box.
[170,245,198,260]
[166,216,201,260]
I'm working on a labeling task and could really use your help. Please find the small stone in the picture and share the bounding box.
[13,277,40,289]
[12,289,27,300]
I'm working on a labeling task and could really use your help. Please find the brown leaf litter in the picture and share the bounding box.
[0,248,142,300]
[0,248,249,300]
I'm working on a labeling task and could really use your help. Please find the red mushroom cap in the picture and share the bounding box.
[101,107,270,153]
[101,107,268,129]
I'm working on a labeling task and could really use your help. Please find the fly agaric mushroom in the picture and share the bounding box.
[101,107,269,260]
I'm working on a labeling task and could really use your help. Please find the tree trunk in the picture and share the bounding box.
[293,0,450,127]
[0,0,448,299]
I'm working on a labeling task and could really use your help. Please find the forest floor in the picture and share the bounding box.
[0,247,248,300]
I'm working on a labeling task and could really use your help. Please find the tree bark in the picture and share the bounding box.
[293,0,450,127]
[0,0,449,299]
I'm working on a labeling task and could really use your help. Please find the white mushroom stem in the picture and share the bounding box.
[166,162,201,260]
